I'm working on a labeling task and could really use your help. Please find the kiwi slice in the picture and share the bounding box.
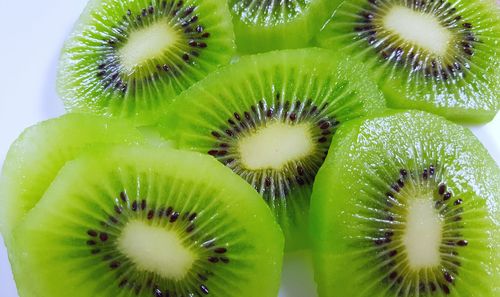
[0,113,143,244]
[229,0,338,53]
[58,0,235,125]
[310,110,500,296]
[161,48,385,249]
[317,0,500,123]
[11,145,283,297]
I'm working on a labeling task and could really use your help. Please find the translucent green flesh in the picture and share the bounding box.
[230,0,339,53]
[230,0,312,25]
[318,0,500,123]
[310,110,500,297]
[58,0,235,125]
[0,113,143,244]
[161,48,385,249]
[11,146,283,297]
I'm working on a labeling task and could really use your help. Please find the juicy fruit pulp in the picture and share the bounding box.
[58,0,235,125]
[0,113,143,244]
[11,146,283,297]
[161,48,385,249]
[229,0,339,53]
[310,110,500,296]
[318,0,500,123]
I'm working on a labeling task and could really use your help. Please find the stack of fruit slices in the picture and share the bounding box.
[1,0,499,296]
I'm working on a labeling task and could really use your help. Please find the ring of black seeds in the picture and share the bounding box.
[86,191,230,296]
[353,0,477,81]
[368,165,467,295]
[97,0,211,94]
[207,94,339,202]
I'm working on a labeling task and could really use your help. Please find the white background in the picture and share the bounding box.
[0,1,498,296]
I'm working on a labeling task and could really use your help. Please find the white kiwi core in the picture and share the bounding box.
[403,197,443,269]
[118,220,195,280]
[119,21,179,72]
[238,122,313,170]
[383,6,452,56]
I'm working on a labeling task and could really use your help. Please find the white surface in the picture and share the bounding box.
[0,1,498,297]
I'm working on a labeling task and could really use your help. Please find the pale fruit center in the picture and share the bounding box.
[403,198,443,269]
[383,6,452,56]
[119,21,179,72]
[238,122,313,170]
[118,220,195,280]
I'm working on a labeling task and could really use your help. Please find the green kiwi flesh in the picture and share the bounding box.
[310,110,500,296]
[318,0,500,123]
[161,48,385,250]
[58,0,235,125]
[0,113,143,245]
[11,145,283,297]
[229,0,339,53]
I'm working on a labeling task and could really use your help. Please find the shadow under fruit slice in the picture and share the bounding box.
[310,110,500,297]
[58,0,235,126]
[11,146,283,297]
[318,0,500,123]
[229,0,338,53]
[161,48,385,250]
[0,113,143,245]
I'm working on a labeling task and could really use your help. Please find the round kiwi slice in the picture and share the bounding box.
[229,0,339,53]
[0,113,143,244]
[310,110,500,296]
[160,48,385,249]
[11,146,283,297]
[317,0,500,123]
[58,0,235,125]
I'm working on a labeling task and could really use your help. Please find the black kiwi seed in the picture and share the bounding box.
[353,0,477,80]
[368,165,467,295]
[95,1,212,94]
[207,96,339,201]
[84,191,232,296]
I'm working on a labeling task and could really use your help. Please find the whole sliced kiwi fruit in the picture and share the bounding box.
[310,110,500,296]
[317,0,500,123]
[161,48,385,249]
[0,113,143,245]
[229,0,339,53]
[11,145,283,297]
[58,0,235,125]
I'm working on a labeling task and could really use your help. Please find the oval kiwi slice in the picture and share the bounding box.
[310,110,500,296]
[161,48,385,249]
[229,0,338,53]
[12,146,283,297]
[0,113,143,244]
[58,0,235,125]
[318,0,500,123]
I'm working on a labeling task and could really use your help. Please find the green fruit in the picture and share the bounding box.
[229,0,339,53]
[161,48,385,250]
[0,113,143,244]
[318,0,500,123]
[11,145,283,297]
[311,110,500,296]
[58,0,235,125]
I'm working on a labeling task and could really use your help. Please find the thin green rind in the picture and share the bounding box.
[0,113,143,244]
[160,48,385,250]
[11,145,284,297]
[57,0,236,126]
[317,0,500,123]
[310,110,500,297]
[230,0,340,53]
